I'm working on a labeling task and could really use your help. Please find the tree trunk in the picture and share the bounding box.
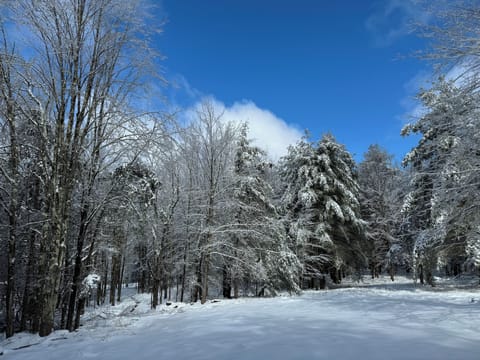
[117,255,125,302]
[152,278,160,309]
[319,276,326,290]
[60,258,70,330]
[151,253,162,309]
[102,254,108,305]
[200,197,214,304]
[74,297,86,330]
[419,264,424,285]
[3,63,19,338]
[180,244,188,302]
[20,233,36,332]
[192,257,202,302]
[66,202,90,331]
[6,189,17,338]
[222,264,232,299]
[201,252,210,304]
[39,212,69,337]
[329,267,339,284]
[389,265,395,281]
[175,277,179,302]
[110,254,120,306]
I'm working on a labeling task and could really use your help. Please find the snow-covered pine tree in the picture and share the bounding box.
[448,111,480,272]
[224,123,300,297]
[426,81,480,275]
[408,0,480,280]
[280,134,366,286]
[401,77,474,285]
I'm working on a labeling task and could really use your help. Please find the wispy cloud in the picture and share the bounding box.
[399,61,477,125]
[397,69,431,124]
[366,0,429,47]
[169,74,203,102]
[185,97,303,161]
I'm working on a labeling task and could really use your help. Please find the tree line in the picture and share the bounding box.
[1,0,479,339]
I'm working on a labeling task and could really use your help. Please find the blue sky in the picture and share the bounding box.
[155,0,429,162]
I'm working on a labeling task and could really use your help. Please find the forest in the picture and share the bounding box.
[0,0,480,340]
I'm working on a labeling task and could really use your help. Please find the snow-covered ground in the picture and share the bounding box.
[2,276,480,359]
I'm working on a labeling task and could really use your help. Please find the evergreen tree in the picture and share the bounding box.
[401,77,474,284]
[225,123,300,297]
[409,0,480,280]
[281,134,366,286]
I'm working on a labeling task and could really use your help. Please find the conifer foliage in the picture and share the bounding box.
[401,77,480,284]
[280,134,366,286]
[225,123,301,297]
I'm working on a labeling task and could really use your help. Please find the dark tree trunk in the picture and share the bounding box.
[180,247,187,302]
[419,264,424,285]
[117,255,125,302]
[6,202,17,338]
[389,265,395,281]
[426,270,435,287]
[152,278,160,309]
[66,203,89,331]
[319,276,326,290]
[192,258,202,302]
[330,267,340,284]
[3,70,19,338]
[201,252,210,304]
[151,253,162,309]
[110,254,120,306]
[74,297,86,330]
[222,265,232,299]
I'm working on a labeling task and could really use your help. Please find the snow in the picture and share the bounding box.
[325,199,344,221]
[83,274,101,288]
[2,277,480,359]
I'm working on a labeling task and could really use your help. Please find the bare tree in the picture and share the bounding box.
[1,0,162,336]
[0,28,22,338]
[182,101,236,303]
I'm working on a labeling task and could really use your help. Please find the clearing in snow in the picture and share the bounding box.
[2,277,480,360]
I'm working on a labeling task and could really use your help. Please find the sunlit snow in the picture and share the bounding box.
[2,277,480,360]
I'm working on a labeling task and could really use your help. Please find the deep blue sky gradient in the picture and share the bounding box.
[156,0,428,162]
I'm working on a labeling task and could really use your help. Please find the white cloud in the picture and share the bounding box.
[223,100,303,161]
[366,0,430,47]
[186,97,303,161]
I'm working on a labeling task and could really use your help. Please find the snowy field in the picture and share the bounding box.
[2,277,480,360]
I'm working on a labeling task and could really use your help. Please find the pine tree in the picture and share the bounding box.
[281,134,366,286]
[224,123,300,297]
[409,0,480,280]
[401,77,474,284]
